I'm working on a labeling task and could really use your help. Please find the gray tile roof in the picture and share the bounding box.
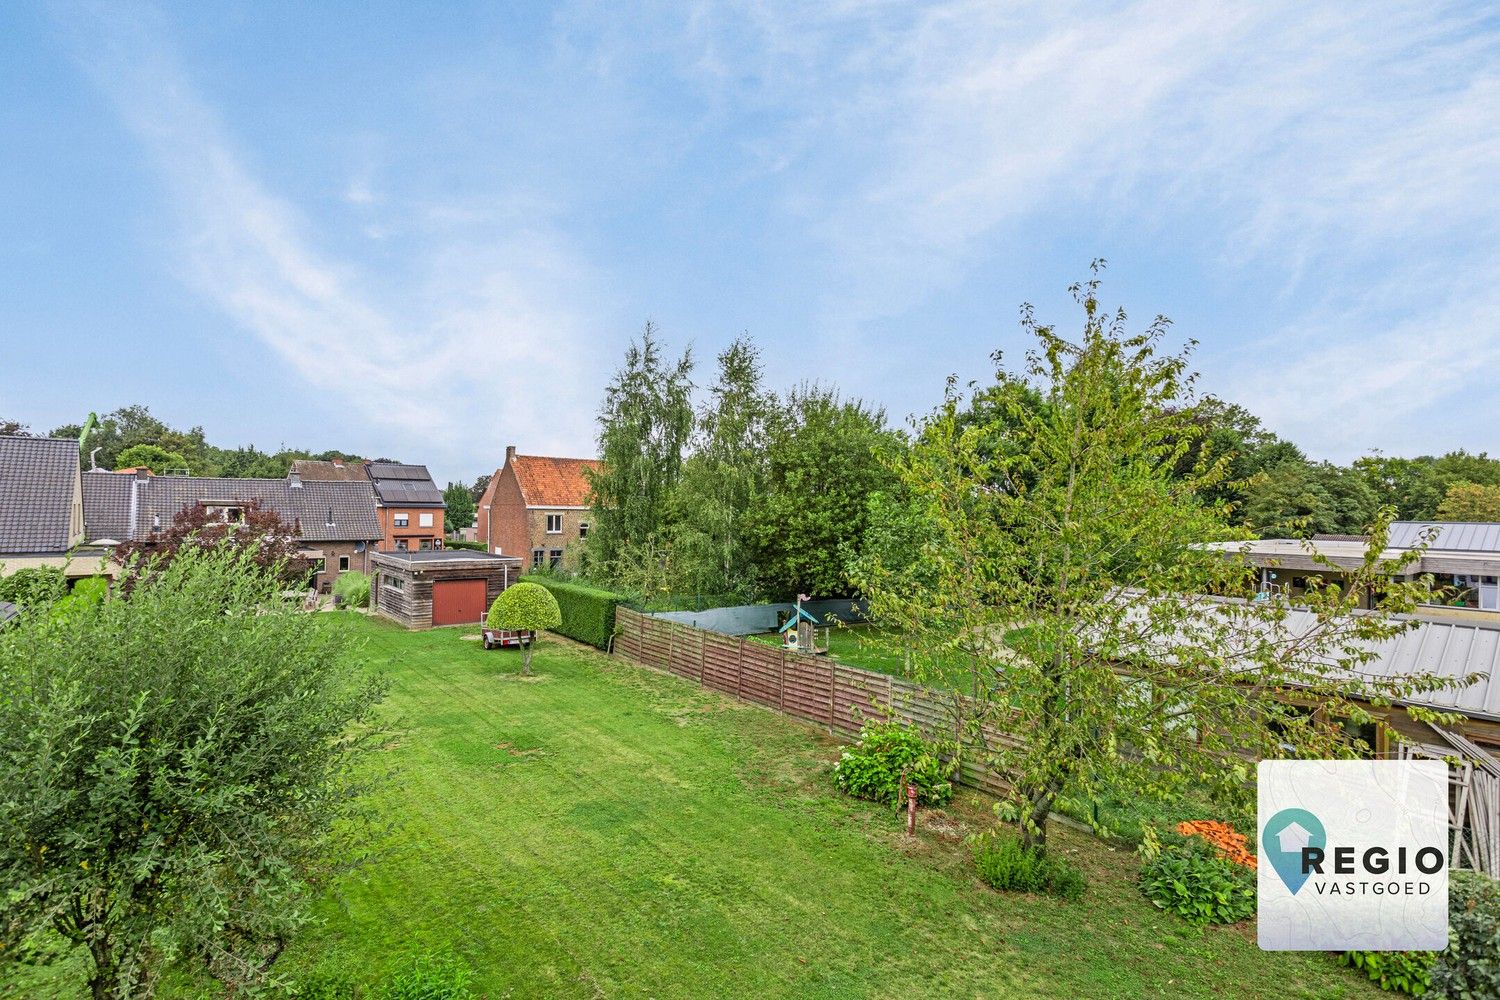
[1388,521,1500,553]
[0,435,79,554]
[83,470,134,542]
[366,462,444,507]
[134,475,382,543]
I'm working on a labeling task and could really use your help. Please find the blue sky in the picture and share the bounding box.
[2,2,1497,486]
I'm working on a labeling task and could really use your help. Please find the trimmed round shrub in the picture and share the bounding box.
[486,582,562,632]
[1430,868,1500,998]
[332,570,371,608]
[1138,846,1256,925]
[972,831,1086,902]
[832,719,958,809]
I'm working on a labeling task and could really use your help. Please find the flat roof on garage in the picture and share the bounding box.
[373,550,522,567]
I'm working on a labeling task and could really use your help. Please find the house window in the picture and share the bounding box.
[396,539,409,552]
[419,512,434,528]
[549,549,563,568]
[532,549,545,568]
[420,539,433,550]
[545,513,563,533]
[394,514,409,527]
[384,574,404,591]
[339,555,350,572]
[579,521,589,538]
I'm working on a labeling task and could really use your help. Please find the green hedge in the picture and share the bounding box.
[523,576,624,649]
[443,539,486,552]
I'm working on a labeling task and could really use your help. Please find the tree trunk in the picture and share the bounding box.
[522,640,533,676]
[1019,784,1057,851]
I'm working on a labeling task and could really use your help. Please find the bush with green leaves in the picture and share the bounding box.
[290,966,361,999]
[0,565,68,609]
[487,581,563,675]
[0,544,387,998]
[442,539,486,552]
[376,951,475,1000]
[832,719,958,809]
[1341,950,1435,996]
[972,831,1086,901]
[525,576,623,649]
[333,570,371,608]
[1429,868,1500,998]
[1137,845,1256,925]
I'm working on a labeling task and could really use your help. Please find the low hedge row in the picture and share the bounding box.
[523,576,624,649]
[443,539,486,551]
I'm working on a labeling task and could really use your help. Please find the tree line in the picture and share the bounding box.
[574,325,1500,602]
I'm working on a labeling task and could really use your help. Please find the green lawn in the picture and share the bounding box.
[13,613,1376,999]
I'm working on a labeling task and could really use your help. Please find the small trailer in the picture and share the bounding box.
[482,627,537,650]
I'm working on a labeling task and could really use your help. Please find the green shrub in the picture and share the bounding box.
[291,967,362,999]
[525,576,623,649]
[442,540,486,552]
[333,570,371,608]
[832,719,958,809]
[1341,950,1435,996]
[1430,869,1500,998]
[972,831,1086,901]
[376,951,475,1000]
[0,565,68,609]
[1137,847,1255,925]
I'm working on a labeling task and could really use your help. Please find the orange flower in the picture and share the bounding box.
[1177,820,1257,870]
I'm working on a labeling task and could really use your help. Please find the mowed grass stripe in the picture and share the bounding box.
[279,615,1377,1000]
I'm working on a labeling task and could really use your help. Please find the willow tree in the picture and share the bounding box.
[584,322,694,581]
[855,265,1468,851]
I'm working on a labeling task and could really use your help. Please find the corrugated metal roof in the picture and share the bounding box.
[1388,521,1500,553]
[0,436,78,554]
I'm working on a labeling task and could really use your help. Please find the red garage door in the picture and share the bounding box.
[432,578,487,627]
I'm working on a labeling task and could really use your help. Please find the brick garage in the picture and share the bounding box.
[372,550,523,629]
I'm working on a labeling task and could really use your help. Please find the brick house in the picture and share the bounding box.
[294,459,445,553]
[476,446,600,570]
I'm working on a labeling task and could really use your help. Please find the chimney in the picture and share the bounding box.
[135,468,150,482]
[289,468,302,488]
[505,444,517,466]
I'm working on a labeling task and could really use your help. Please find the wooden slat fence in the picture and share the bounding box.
[614,607,1017,797]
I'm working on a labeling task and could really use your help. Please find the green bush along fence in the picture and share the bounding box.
[527,577,625,649]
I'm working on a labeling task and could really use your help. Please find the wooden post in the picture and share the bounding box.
[779,647,786,711]
[828,660,836,735]
[699,630,706,684]
[736,638,744,700]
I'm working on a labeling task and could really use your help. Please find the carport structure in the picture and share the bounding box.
[371,550,523,628]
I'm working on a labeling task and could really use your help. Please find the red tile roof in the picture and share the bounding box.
[512,455,600,508]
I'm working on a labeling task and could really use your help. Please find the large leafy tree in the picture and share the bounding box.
[584,323,695,577]
[1436,481,1500,521]
[670,337,771,600]
[1238,460,1379,537]
[855,267,1464,851]
[744,385,902,598]
[114,443,189,475]
[443,481,476,533]
[0,544,386,997]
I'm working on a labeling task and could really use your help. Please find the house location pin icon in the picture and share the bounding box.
[1261,808,1326,895]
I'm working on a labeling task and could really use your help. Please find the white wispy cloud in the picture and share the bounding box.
[649,0,1500,457]
[56,4,606,477]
